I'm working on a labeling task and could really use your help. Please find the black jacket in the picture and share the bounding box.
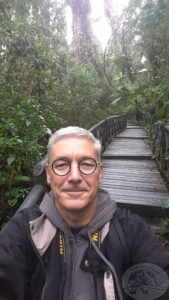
[0,194,169,300]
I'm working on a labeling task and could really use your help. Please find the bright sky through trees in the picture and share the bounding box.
[91,0,129,49]
[66,0,130,49]
[90,0,111,50]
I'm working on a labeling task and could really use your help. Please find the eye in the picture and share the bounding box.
[80,159,96,168]
[53,160,70,170]
[81,161,94,167]
[79,158,97,175]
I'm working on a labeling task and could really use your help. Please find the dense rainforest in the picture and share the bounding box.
[0,0,169,226]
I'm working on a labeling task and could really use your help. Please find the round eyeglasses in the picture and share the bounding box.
[48,158,100,176]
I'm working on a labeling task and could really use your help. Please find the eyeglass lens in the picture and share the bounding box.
[52,158,97,176]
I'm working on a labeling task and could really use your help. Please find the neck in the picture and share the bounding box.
[55,201,97,228]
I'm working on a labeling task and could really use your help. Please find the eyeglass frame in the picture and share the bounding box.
[47,157,101,176]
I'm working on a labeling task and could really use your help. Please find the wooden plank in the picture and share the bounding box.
[100,186,168,202]
[100,188,168,217]
[103,169,163,177]
[101,125,169,217]
[103,138,152,158]
[116,203,164,218]
[102,159,157,168]
[103,168,161,175]
[117,128,148,139]
[102,175,166,185]
[101,179,167,192]
[127,125,142,129]
[102,159,160,169]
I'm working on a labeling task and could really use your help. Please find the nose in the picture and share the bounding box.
[68,163,82,182]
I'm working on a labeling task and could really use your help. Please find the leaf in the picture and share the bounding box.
[16,139,23,144]
[134,85,148,94]
[114,56,126,70]
[26,120,31,126]
[15,175,32,182]
[8,198,18,207]
[7,154,15,166]
[163,198,169,209]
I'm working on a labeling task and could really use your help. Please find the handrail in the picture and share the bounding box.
[16,184,45,213]
[90,114,127,152]
[18,114,127,210]
[152,122,169,181]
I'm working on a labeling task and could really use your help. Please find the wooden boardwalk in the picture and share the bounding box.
[101,125,169,218]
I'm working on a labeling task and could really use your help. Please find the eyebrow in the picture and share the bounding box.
[52,155,96,161]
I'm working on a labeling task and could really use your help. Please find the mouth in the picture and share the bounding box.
[63,189,87,196]
[63,189,86,193]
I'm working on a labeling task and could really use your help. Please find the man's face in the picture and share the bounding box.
[45,136,102,216]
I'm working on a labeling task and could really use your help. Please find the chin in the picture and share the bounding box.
[63,199,89,211]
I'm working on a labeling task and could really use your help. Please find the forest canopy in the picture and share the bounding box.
[0,0,169,224]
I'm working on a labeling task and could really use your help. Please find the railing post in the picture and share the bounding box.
[152,122,169,181]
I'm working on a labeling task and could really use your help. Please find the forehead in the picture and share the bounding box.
[50,136,97,159]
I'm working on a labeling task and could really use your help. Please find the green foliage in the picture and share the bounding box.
[163,198,169,234]
[0,0,110,226]
[57,61,107,128]
[105,0,169,125]
[1,0,169,227]
[0,96,48,213]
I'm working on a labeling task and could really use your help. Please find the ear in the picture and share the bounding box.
[45,164,51,185]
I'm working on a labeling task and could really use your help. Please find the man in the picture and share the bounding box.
[0,126,169,300]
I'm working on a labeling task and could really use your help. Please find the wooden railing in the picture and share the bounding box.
[90,114,127,152]
[152,122,169,181]
[17,114,127,211]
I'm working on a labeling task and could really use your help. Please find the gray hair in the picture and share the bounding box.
[47,126,101,160]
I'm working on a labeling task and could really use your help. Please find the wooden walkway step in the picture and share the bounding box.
[101,125,169,218]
